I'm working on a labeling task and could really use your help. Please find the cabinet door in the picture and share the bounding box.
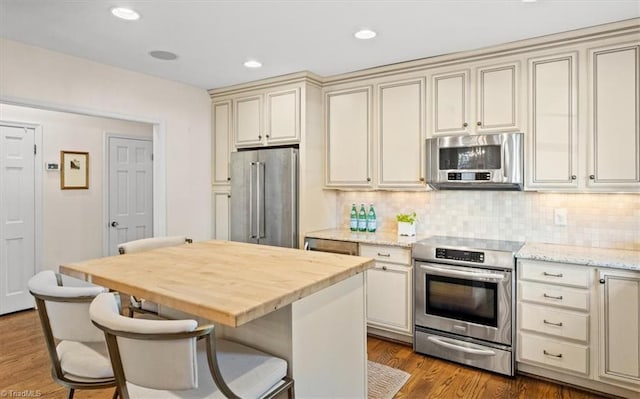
[431,70,469,135]
[212,100,232,185]
[265,87,300,145]
[598,269,640,388]
[325,86,372,186]
[366,262,412,334]
[588,44,640,189]
[476,62,519,132]
[234,94,263,148]
[378,78,425,188]
[212,190,230,240]
[527,53,578,188]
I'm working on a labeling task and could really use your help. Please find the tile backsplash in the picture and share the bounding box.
[337,191,640,250]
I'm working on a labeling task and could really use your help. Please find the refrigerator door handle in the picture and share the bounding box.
[249,162,257,239]
[257,161,265,239]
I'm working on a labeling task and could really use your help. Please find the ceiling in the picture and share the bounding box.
[1,1,638,90]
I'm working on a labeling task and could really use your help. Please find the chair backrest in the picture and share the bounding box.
[90,292,200,391]
[117,236,190,255]
[28,270,107,342]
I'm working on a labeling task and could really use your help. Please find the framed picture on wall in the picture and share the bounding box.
[60,151,89,189]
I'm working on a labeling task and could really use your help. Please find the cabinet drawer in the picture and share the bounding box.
[519,302,589,343]
[518,260,591,288]
[360,244,411,265]
[519,332,589,375]
[518,281,589,312]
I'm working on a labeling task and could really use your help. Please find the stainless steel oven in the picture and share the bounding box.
[413,236,523,376]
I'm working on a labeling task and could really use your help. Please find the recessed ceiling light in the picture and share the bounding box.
[521,0,537,2]
[149,50,178,61]
[354,29,377,40]
[110,7,140,21]
[244,60,262,68]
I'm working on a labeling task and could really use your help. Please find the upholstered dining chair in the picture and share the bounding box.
[90,292,294,399]
[28,270,118,399]
[117,235,192,317]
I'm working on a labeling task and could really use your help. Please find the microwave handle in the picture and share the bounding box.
[420,264,505,281]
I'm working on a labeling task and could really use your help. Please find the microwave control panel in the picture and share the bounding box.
[447,172,491,181]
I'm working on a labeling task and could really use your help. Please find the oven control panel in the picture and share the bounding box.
[435,248,485,263]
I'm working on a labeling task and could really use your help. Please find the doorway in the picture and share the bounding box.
[106,136,154,255]
[0,122,41,314]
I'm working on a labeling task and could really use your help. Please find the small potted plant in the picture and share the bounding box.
[396,212,417,236]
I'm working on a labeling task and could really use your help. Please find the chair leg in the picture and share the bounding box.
[112,388,119,399]
[288,381,295,399]
[67,388,74,399]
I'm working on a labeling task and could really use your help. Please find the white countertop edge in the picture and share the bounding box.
[305,229,640,271]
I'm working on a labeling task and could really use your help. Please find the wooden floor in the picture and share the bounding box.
[0,309,608,398]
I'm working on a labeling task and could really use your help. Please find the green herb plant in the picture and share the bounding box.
[396,212,417,224]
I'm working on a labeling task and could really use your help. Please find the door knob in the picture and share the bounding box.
[111,221,119,227]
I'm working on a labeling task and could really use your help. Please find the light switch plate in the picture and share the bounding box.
[46,162,59,171]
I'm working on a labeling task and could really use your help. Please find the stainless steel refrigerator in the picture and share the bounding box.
[230,147,298,248]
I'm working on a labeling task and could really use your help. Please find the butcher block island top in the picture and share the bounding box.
[60,240,374,327]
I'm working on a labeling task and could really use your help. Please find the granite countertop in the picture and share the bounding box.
[517,242,640,271]
[305,229,640,271]
[305,228,428,248]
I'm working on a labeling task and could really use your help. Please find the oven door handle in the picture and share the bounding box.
[427,336,496,356]
[420,265,505,281]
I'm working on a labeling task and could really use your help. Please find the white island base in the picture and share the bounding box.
[216,274,367,398]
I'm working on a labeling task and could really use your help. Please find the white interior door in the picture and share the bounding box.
[0,124,36,314]
[108,137,153,255]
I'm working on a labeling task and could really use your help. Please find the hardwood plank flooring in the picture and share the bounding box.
[0,310,608,398]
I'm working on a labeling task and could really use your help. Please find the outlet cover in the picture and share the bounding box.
[554,208,567,226]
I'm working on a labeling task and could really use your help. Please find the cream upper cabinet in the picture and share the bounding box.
[527,52,579,189]
[431,69,470,135]
[234,87,301,148]
[377,78,425,188]
[597,269,640,391]
[588,44,640,190]
[325,86,372,187]
[430,61,519,136]
[212,100,232,185]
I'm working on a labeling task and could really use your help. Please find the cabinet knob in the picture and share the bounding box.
[227,177,231,181]
[599,278,605,284]
[462,122,468,128]
[265,134,270,139]
[476,121,482,126]
[419,177,425,182]
[589,174,595,180]
[367,177,371,182]
[571,175,576,180]
[258,135,262,140]
[227,194,231,198]
[382,266,387,271]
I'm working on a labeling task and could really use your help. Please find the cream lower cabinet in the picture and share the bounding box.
[360,244,412,341]
[212,189,230,240]
[597,269,640,390]
[517,259,640,397]
[517,260,592,376]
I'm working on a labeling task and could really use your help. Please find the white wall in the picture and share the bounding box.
[1,104,154,270]
[0,39,212,254]
[336,191,640,250]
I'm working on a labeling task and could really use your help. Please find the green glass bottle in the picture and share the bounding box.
[349,203,358,231]
[367,204,377,233]
[357,204,367,232]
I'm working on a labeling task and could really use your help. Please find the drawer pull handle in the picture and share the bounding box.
[543,293,563,300]
[543,320,563,327]
[543,350,563,358]
[377,252,391,257]
[543,272,564,278]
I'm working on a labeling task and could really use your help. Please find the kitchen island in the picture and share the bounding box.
[60,240,374,398]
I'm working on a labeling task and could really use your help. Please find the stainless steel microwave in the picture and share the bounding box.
[426,132,524,190]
